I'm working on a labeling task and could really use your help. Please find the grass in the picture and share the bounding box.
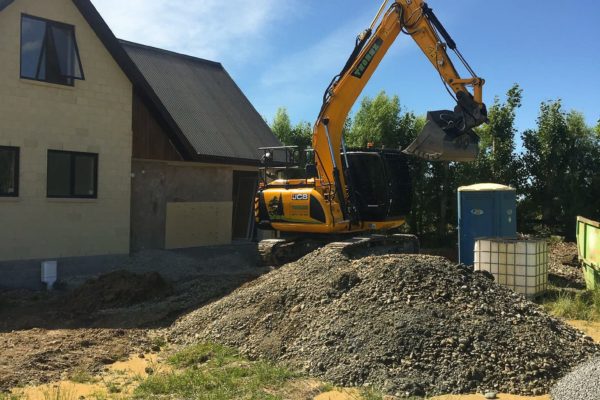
[134,343,299,399]
[538,287,600,321]
[41,385,76,400]
[0,394,22,400]
[69,368,96,384]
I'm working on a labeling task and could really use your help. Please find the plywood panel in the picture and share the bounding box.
[165,202,232,249]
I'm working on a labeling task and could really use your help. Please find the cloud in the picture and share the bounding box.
[256,14,414,123]
[90,0,299,62]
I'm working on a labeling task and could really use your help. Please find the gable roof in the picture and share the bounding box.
[70,0,279,165]
[121,41,280,164]
[0,0,14,12]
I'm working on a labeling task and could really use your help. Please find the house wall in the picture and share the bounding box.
[131,159,243,251]
[0,0,132,261]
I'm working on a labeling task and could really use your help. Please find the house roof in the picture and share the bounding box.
[0,0,14,12]
[70,0,279,165]
[121,40,280,163]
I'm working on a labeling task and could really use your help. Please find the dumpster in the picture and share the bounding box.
[458,183,517,265]
[576,216,600,290]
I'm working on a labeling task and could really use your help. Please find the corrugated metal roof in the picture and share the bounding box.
[120,40,280,162]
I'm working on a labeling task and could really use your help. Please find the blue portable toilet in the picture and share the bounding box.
[457,183,517,265]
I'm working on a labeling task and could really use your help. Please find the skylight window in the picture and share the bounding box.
[20,14,84,86]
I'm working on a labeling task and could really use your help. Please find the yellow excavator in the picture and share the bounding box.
[255,0,487,264]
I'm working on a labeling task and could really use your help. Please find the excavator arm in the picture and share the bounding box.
[312,0,487,213]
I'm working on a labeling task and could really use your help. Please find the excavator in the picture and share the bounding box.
[255,0,488,265]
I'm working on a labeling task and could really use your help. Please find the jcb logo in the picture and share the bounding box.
[292,194,308,201]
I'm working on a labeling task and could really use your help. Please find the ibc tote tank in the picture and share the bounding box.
[457,183,517,265]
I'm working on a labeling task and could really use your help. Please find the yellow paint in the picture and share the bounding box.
[165,201,233,248]
[0,0,132,261]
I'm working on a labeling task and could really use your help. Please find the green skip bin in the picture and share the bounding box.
[577,216,600,290]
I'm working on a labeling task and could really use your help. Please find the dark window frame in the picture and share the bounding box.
[0,146,20,197]
[20,13,85,86]
[47,150,98,199]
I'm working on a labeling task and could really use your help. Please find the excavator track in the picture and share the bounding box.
[258,234,419,267]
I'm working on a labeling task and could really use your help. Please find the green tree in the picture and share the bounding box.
[271,107,293,144]
[455,84,523,188]
[346,91,402,148]
[520,101,600,237]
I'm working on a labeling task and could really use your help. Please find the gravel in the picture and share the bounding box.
[551,356,600,400]
[548,242,585,287]
[169,246,600,397]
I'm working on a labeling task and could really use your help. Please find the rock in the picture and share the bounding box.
[168,247,600,397]
[484,391,498,399]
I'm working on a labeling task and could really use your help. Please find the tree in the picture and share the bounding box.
[520,101,600,238]
[346,91,402,148]
[271,107,293,144]
[455,84,523,188]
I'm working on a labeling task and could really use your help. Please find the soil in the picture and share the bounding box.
[0,328,147,390]
[0,246,266,392]
[169,245,599,397]
[547,242,584,288]
[0,242,595,398]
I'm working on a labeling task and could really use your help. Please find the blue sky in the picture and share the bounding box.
[94,0,600,133]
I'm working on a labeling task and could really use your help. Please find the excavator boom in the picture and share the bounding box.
[255,0,488,259]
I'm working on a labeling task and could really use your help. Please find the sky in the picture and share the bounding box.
[92,0,600,133]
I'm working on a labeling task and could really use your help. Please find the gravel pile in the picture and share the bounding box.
[549,242,585,287]
[551,356,600,400]
[169,246,599,397]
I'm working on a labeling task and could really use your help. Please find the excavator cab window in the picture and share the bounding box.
[345,150,412,222]
[346,152,389,221]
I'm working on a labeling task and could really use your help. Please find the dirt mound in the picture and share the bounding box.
[548,242,584,287]
[169,247,600,397]
[66,270,172,314]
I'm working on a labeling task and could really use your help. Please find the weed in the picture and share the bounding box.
[68,368,96,384]
[167,342,238,368]
[41,385,76,400]
[0,393,23,400]
[149,336,167,351]
[360,387,385,400]
[539,287,600,321]
[135,343,298,400]
[105,382,121,394]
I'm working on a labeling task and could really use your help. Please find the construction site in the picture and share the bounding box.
[1,0,599,399]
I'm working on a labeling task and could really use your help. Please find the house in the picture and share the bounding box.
[0,0,280,287]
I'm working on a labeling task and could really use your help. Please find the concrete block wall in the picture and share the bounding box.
[131,160,238,251]
[0,0,133,261]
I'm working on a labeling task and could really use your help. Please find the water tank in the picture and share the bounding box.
[474,238,548,297]
[457,183,517,265]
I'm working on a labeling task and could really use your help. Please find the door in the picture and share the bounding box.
[459,193,494,265]
[232,171,258,240]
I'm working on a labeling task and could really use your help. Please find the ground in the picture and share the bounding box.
[0,242,596,399]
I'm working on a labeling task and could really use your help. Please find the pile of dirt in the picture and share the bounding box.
[548,242,584,287]
[0,328,147,391]
[66,270,172,314]
[169,246,600,397]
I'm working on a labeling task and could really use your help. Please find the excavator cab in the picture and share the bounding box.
[345,149,412,221]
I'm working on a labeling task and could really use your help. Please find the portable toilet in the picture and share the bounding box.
[458,183,517,265]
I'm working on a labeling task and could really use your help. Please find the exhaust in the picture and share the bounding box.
[403,92,487,162]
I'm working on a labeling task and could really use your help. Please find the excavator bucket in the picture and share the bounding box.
[403,110,480,162]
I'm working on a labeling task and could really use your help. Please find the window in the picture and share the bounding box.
[0,146,19,197]
[20,14,84,86]
[47,150,97,198]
